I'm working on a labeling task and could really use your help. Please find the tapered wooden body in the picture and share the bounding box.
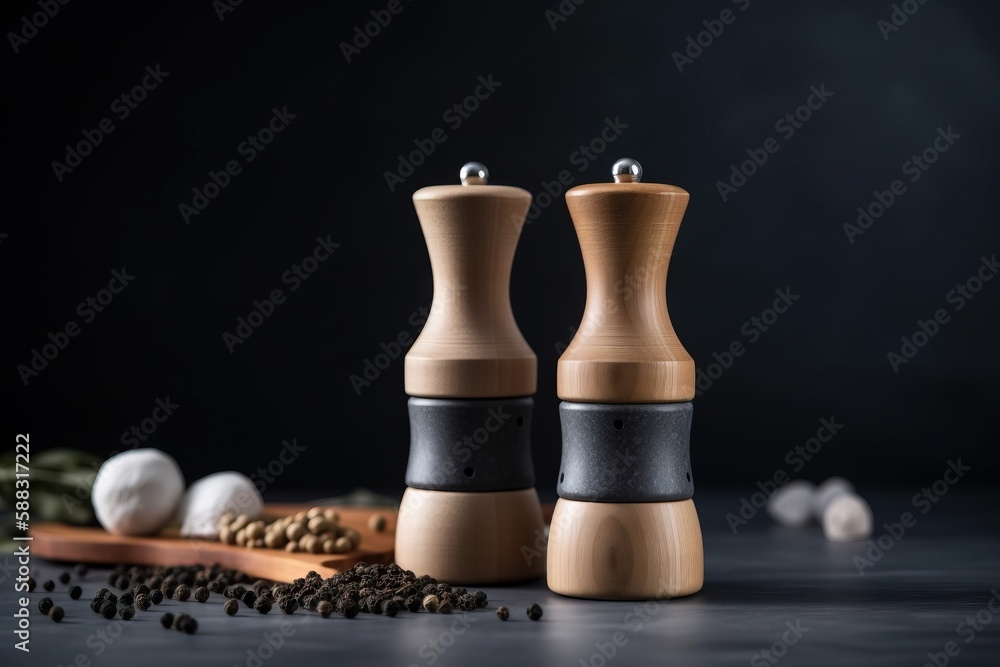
[558,183,694,403]
[405,185,536,398]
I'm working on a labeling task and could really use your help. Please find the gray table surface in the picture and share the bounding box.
[4,488,998,667]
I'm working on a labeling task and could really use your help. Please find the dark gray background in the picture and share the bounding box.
[3,0,999,492]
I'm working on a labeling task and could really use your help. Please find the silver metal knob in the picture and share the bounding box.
[460,162,489,186]
[612,158,642,183]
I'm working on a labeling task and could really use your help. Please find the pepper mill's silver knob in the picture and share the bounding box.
[612,158,642,183]
[460,161,489,186]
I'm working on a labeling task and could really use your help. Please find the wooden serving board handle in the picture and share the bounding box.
[29,505,396,583]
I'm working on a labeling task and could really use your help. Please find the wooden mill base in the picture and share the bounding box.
[546,498,704,600]
[395,487,545,584]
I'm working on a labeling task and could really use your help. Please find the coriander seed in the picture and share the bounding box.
[527,603,543,621]
[195,587,209,603]
[38,597,54,615]
[224,599,239,615]
[497,606,509,621]
[49,606,65,622]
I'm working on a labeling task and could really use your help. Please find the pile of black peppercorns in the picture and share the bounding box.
[33,561,543,630]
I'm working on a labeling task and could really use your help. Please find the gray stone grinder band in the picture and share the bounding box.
[405,397,535,492]
[557,401,694,503]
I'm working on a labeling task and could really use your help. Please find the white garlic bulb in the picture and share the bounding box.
[92,449,185,536]
[178,471,263,538]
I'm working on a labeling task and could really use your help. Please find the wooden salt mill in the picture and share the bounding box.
[546,158,704,599]
[395,162,546,583]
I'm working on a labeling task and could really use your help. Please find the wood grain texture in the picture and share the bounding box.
[29,504,395,583]
[558,182,694,403]
[546,497,703,600]
[405,185,537,398]
[395,487,545,584]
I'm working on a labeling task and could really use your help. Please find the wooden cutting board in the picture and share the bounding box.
[29,504,396,583]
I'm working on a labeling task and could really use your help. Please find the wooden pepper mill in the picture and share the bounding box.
[546,158,704,600]
[395,162,546,583]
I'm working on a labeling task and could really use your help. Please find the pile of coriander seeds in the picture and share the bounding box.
[217,506,362,554]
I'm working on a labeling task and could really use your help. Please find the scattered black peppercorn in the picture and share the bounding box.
[149,589,164,605]
[242,590,257,608]
[174,584,191,601]
[58,572,71,585]
[133,583,150,597]
[90,598,104,614]
[28,577,36,592]
[527,603,543,621]
[49,606,65,622]
[119,591,134,606]
[115,575,130,590]
[224,599,239,616]
[38,597,54,615]
[94,587,110,599]
[254,597,272,615]
[75,564,88,576]
[405,595,422,613]
[108,573,119,586]
[317,600,334,618]
[178,616,198,634]
[172,613,190,630]
[474,591,488,608]
[100,602,116,620]
[135,593,151,611]
[438,600,454,614]
[497,606,510,621]
[104,593,118,607]
[68,585,83,600]
[119,606,135,621]
[340,600,360,619]
[278,596,298,614]
[195,587,209,603]
[160,612,175,628]
[43,580,55,592]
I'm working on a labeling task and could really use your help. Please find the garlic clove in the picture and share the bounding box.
[766,480,816,527]
[822,493,873,541]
